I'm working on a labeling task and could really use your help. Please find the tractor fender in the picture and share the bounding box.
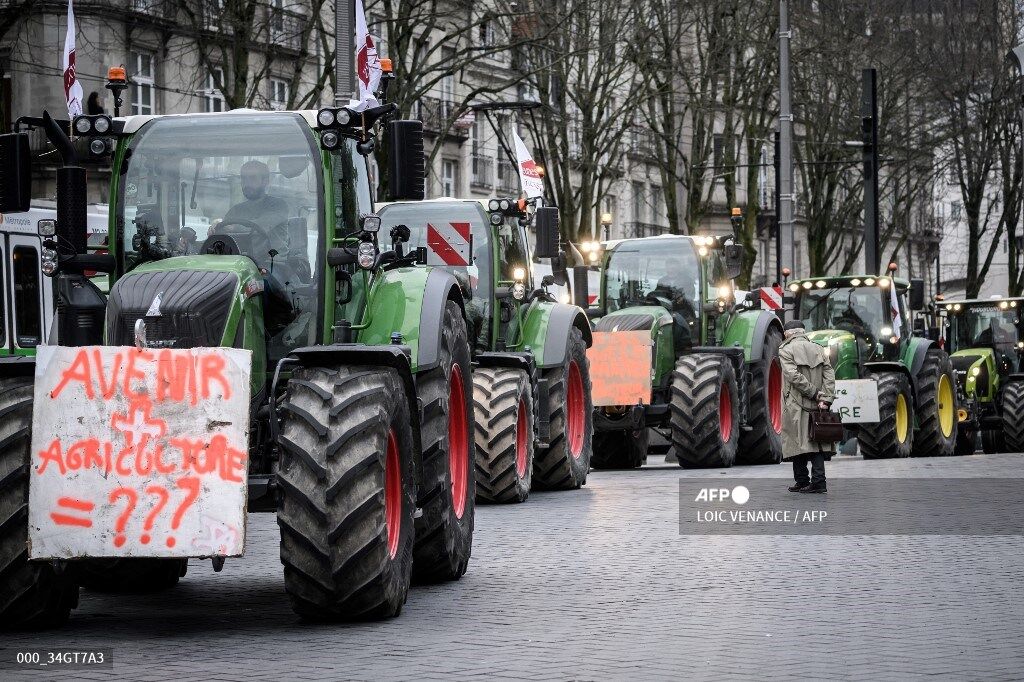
[538,303,592,369]
[904,337,935,381]
[863,360,912,389]
[415,268,466,372]
[722,309,784,363]
[0,356,36,378]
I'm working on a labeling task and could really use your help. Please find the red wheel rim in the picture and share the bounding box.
[567,360,586,458]
[719,383,733,442]
[768,358,783,434]
[384,429,401,559]
[448,363,469,520]
[515,398,528,478]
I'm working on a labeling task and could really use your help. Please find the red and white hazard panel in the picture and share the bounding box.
[427,222,472,267]
[759,285,783,311]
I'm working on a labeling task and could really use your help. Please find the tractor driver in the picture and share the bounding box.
[217,160,291,268]
[651,258,699,349]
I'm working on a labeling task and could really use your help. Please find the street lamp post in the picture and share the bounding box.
[1008,45,1024,287]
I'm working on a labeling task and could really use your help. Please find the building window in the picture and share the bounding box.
[479,16,495,47]
[130,51,155,116]
[632,181,645,223]
[204,68,225,112]
[271,0,284,33]
[442,160,459,197]
[269,78,288,110]
[650,185,663,226]
[950,201,962,222]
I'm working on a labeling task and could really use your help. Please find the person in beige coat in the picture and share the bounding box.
[779,320,836,493]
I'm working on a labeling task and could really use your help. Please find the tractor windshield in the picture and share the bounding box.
[604,239,701,314]
[952,305,1023,365]
[117,112,322,276]
[798,286,888,344]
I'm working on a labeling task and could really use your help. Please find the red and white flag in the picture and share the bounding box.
[62,0,83,118]
[889,282,902,339]
[354,0,381,110]
[512,129,544,199]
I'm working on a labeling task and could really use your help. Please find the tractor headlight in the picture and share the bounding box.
[1017,341,1024,350]
[357,241,377,269]
[879,277,890,288]
[489,212,503,226]
[717,285,732,300]
[73,116,92,134]
[499,199,511,211]
[512,282,526,301]
[850,278,862,286]
[972,366,982,377]
[1000,301,1009,310]
[789,283,800,293]
[335,108,352,125]
[513,267,526,281]
[559,293,570,304]
[88,138,110,156]
[488,199,501,211]
[815,280,826,288]
[317,109,336,126]
[37,219,56,237]
[945,304,953,311]
[864,277,876,286]
[93,116,111,134]
[698,246,708,257]
[953,303,962,311]
[880,326,893,337]
[321,131,341,150]
[588,251,599,263]
[802,281,812,289]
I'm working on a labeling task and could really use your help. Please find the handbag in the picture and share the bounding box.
[808,407,844,443]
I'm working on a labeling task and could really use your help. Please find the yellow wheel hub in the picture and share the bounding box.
[938,374,954,438]
[895,393,909,444]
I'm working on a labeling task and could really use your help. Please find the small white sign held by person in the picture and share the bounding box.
[831,379,880,423]
[28,346,251,559]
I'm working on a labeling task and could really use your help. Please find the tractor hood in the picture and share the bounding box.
[105,256,262,349]
[593,306,673,338]
[951,348,993,399]
[805,329,860,380]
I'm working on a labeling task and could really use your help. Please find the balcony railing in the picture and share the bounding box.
[471,154,494,190]
[416,97,468,139]
[496,159,518,195]
[624,221,669,238]
[628,127,657,159]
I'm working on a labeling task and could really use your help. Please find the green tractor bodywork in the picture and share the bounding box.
[378,198,594,503]
[0,105,480,627]
[939,297,1024,454]
[790,275,958,458]
[587,234,785,469]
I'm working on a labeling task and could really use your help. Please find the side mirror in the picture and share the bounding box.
[327,247,356,267]
[572,265,590,309]
[909,278,925,311]
[586,306,602,319]
[534,206,560,259]
[387,120,425,201]
[0,133,32,213]
[724,244,744,280]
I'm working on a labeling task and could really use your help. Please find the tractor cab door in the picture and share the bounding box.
[6,233,49,354]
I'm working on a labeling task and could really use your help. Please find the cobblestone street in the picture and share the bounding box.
[5,453,1024,681]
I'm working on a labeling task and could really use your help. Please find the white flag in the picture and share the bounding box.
[890,281,902,339]
[512,129,544,199]
[354,0,381,110]
[62,0,83,118]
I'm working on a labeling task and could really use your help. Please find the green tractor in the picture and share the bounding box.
[377,198,594,503]
[789,274,958,458]
[939,297,1024,454]
[586,234,785,469]
[0,98,479,626]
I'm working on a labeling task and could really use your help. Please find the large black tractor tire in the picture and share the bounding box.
[473,368,533,503]
[412,301,475,582]
[532,327,593,490]
[911,349,957,457]
[79,559,187,592]
[0,377,79,630]
[737,328,784,465]
[982,428,1006,454]
[859,371,914,459]
[670,354,740,469]
[591,428,649,469]
[1001,382,1024,452]
[277,366,416,620]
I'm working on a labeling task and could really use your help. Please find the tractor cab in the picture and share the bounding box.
[790,275,915,374]
[941,297,1024,407]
